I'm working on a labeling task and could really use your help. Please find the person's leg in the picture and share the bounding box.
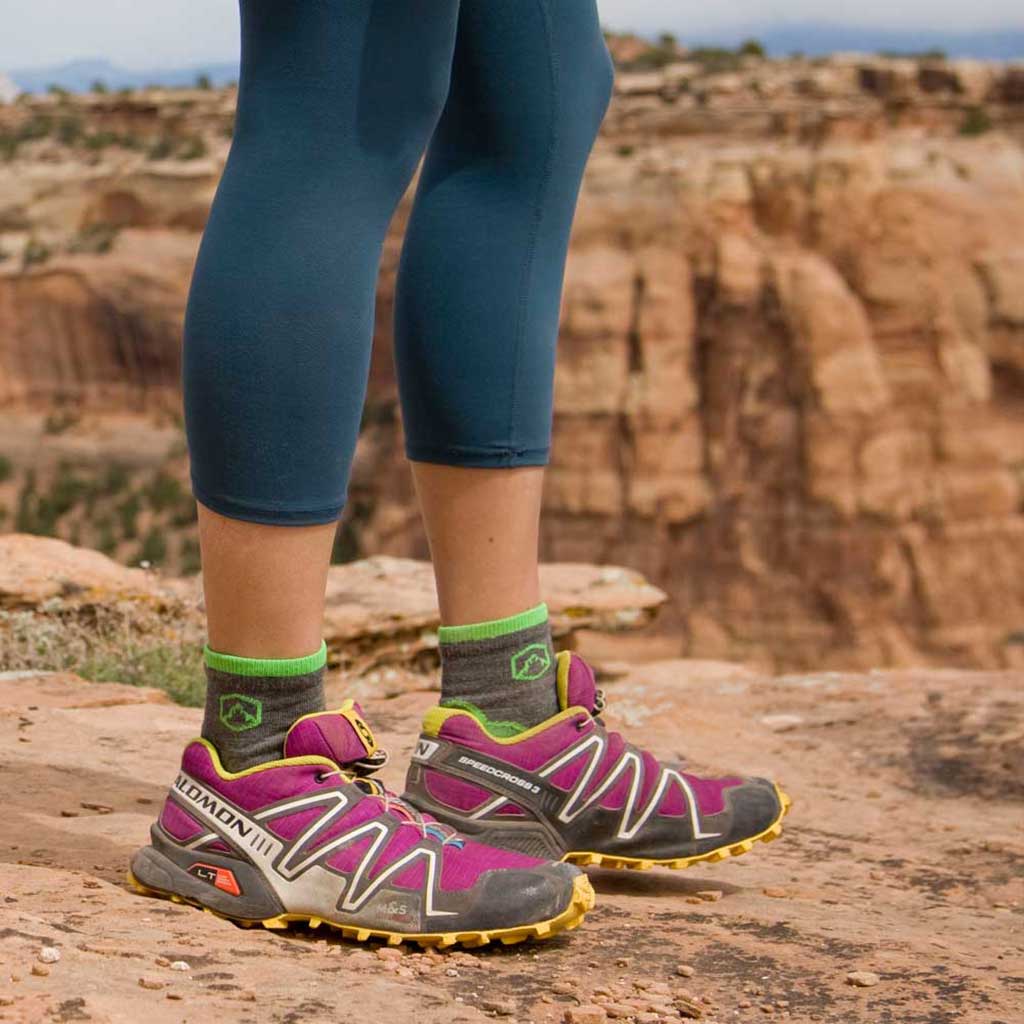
[184,0,461,769]
[395,0,614,731]
[131,2,599,944]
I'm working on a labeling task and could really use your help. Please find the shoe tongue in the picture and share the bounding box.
[284,702,377,766]
[558,652,599,713]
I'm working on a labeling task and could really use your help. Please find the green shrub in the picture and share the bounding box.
[176,135,207,160]
[43,408,78,434]
[118,493,140,539]
[144,471,184,513]
[91,79,108,94]
[689,47,743,74]
[100,462,131,496]
[137,527,167,565]
[1,608,205,707]
[739,38,766,58]
[47,462,89,518]
[960,106,992,136]
[97,525,118,556]
[55,115,83,145]
[22,236,52,270]
[83,130,121,151]
[0,454,12,483]
[179,536,202,575]
[19,114,53,141]
[146,136,175,160]
[195,73,212,90]
[171,494,198,527]
[15,474,37,533]
[68,222,119,254]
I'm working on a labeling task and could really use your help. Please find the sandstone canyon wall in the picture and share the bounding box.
[1,53,1023,671]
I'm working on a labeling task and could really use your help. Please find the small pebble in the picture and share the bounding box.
[169,961,190,972]
[846,971,880,988]
[166,993,183,1001]
[138,978,165,990]
[676,964,695,977]
[375,947,403,962]
[480,997,516,1016]
[31,965,49,977]
[445,968,459,978]
[695,890,723,902]
[564,1007,608,1024]
[762,888,788,898]
[154,956,170,967]
[38,947,61,964]
[603,1004,635,1020]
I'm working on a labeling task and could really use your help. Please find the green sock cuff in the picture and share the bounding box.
[440,698,527,737]
[438,602,549,644]
[203,640,327,678]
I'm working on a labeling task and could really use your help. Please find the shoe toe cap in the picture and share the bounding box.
[726,779,785,840]
[464,862,582,931]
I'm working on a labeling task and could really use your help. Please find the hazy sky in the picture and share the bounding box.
[3,0,1022,70]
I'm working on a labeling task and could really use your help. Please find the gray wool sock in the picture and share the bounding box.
[438,603,560,733]
[200,641,327,772]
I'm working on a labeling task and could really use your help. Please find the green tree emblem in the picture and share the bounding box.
[219,694,263,732]
[510,643,552,681]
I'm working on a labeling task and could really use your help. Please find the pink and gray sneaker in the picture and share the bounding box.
[129,700,593,947]
[403,653,792,870]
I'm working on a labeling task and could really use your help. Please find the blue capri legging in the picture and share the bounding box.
[182,0,614,525]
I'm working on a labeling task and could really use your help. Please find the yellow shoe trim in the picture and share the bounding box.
[288,700,378,758]
[126,871,594,950]
[562,784,792,872]
[555,650,573,709]
[422,702,584,744]
[422,652,591,742]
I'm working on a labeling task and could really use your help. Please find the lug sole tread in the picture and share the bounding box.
[126,869,594,950]
[562,785,793,872]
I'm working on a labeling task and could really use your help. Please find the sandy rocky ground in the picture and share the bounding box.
[1,543,1022,1023]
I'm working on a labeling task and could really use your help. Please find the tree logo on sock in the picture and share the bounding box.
[219,694,263,733]
[510,643,552,682]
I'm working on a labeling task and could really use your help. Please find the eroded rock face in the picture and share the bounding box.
[545,135,1024,672]
[0,230,194,409]
[0,534,666,674]
[1,57,1023,670]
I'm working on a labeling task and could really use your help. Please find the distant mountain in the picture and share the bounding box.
[8,58,238,94]
[677,22,1024,61]
[6,21,1023,96]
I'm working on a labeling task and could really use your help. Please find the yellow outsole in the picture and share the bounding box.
[562,784,793,871]
[126,869,595,950]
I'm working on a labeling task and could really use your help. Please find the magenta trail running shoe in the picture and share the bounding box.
[403,654,792,870]
[129,700,594,947]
